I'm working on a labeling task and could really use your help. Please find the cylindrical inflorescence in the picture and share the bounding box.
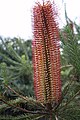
[32,0,61,104]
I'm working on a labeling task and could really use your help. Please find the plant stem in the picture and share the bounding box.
[49,114,52,120]
[5,85,45,109]
[55,115,58,120]
[60,89,80,111]
[0,98,49,115]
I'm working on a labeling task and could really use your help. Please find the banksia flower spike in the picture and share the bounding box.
[32,0,61,106]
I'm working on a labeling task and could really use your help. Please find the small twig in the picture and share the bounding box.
[55,115,58,120]
[0,98,49,115]
[49,115,52,120]
[62,79,73,97]
[56,79,74,111]
[5,85,30,101]
[60,89,80,111]
[64,90,80,106]
[55,111,59,120]
[61,65,73,69]
[52,98,63,112]
[5,85,45,109]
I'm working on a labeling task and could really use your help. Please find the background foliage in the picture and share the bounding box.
[0,37,33,98]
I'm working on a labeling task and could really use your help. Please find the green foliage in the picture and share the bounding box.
[59,16,80,120]
[60,19,80,80]
[0,37,33,97]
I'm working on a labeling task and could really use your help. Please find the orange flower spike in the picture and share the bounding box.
[32,0,61,104]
